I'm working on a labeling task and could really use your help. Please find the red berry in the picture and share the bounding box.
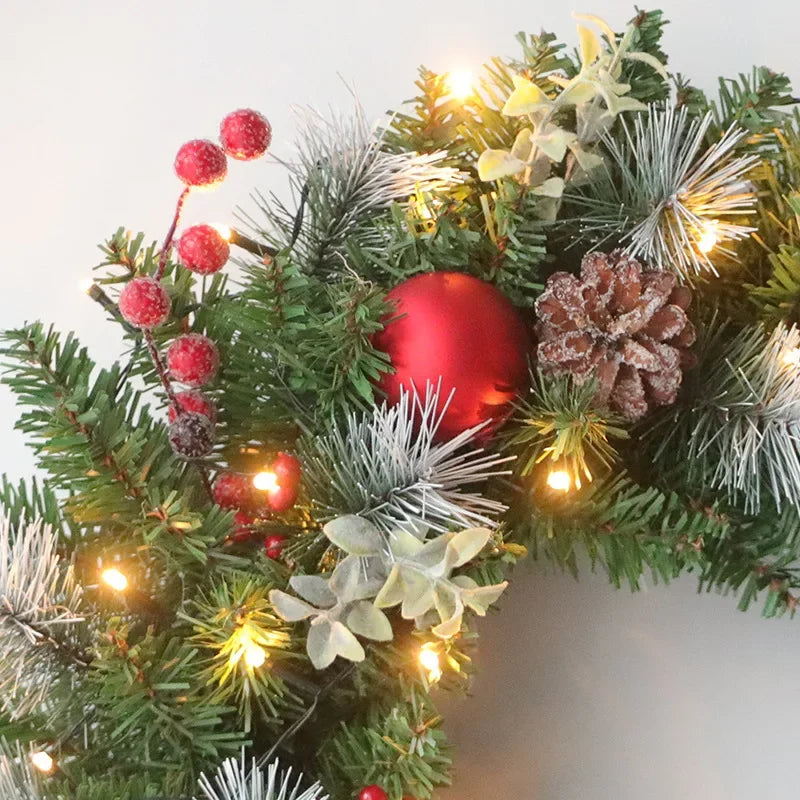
[168,390,216,424]
[167,411,215,459]
[358,787,389,800]
[167,334,219,387]
[213,472,253,510]
[272,452,302,486]
[118,277,171,328]
[174,139,227,186]
[219,109,272,161]
[267,483,298,514]
[178,224,230,275]
[264,533,287,559]
[233,510,255,542]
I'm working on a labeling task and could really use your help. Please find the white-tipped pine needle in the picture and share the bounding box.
[245,104,463,274]
[0,740,41,800]
[685,323,800,512]
[0,516,84,719]
[573,105,757,279]
[196,753,327,800]
[304,384,513,534]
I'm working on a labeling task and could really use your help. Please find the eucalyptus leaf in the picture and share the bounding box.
[323,515,384,556]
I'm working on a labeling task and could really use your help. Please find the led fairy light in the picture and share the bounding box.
[211,223,232,241]
[243,639,267,668]
[253,470,279,492]
[546,469,571,492]
[419,645,442,683]
[697,221,719,254]
[781,347,800,367]
[447,69,473,99]
[30,751,54,774]
[101,567,128,592]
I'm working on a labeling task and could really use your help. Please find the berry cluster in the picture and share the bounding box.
[116,109,299,530]
[212,451,302,556]
[117,108,270,462]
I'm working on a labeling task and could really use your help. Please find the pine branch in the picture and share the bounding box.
[1,323,215,563]
[651,322,800,512]
[0,739,41,800]
[0,517,86,721]
[303,386,512,535]
[197,754,328,800]
[246,105,462,279]
[563,106,758,279]
[317,691,451,800]
[518,474,726,590]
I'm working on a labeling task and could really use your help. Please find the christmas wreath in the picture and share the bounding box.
[2,9,800,799]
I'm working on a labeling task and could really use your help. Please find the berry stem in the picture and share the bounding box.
[156,187,191,280]
[143,330,179,406]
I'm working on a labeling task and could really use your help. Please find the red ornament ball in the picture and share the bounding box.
[167,334,219,387]
[358,787,389,800]
[118,277,171,329]
[264,533,287,560]
[266,483,298,514]
[272,452,302,487]
[167,411,215,459]
[219,108,272,160]
[174,139,227,186]
[168,390,216,424]
[178,224,230,275]
[372,272,529,441]
[213,472,253,510]
[232,510,255,542]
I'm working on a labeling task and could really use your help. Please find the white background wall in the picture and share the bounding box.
[3,1,800,797]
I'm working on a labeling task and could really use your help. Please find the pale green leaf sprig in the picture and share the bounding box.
[270,515,507,670]
[327,515,508,640]
[269,519,392,670]
[478,12,668,196]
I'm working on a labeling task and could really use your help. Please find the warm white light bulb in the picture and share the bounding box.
[101,568,128,592]
[782,347,800,367]
[447,69,473,99]
[419,647,442,681]
[212,223,232,241]
[253,471,279,492]
[30,751,54,774]
[697,223,718,254]
[80,278,95,293]
[547,470,571,492]
[244,640,267,668]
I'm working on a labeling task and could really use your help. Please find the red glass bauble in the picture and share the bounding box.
[372,272,529,441]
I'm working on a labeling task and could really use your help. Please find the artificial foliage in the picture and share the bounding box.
[2,8,800,799]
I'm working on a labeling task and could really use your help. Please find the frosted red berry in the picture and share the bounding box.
[264,533,287,560]
[167,411,215,459]
[233,510,255,542]
[178,224,230,275]
[272,452,302,486]
[174,139,227,186]
[118,277,171,328]
[213,472,253,510]
[167,334,219,387]
[267,483,298,514]
[219,109,272,160]
[358,787,389,800]
[168,390,216,424]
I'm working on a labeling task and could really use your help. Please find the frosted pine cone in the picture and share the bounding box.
[535,250,696,421]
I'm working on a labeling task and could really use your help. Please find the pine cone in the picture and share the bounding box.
[534,250,696,421]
